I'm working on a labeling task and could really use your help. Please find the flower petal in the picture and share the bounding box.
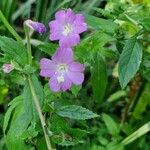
[55,10,66,23]
[40,58,56,77]
[59,34,80,48]
[52,47,73,63]
[65,9,76,23]
[61,75,72,91]
[49,76,61,92]
[73,14,87,34]
[68,62,84,72]
[49,32,61,40]
[49,21,62,40]
[67,71,84,85]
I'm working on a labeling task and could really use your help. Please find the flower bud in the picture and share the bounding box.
[2,64,14,73]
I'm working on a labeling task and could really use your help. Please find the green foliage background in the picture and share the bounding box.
[0,0,150,149]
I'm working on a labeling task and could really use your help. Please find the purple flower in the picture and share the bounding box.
[2,64,14,73]
[25,20,46,35]
[49,8,87,48]
[40,48,84,92]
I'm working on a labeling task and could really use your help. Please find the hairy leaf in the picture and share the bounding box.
[56,105,99,120]
[118,37,142,89]
[4,96,32,149]
[0,36,28,66]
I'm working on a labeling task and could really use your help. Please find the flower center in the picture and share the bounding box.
[62,23,73,36]
[57,64,68,73]
[56,64,68,83]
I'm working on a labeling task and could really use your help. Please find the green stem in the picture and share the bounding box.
[0,10,22,42]
[24,25,53,150]
[24,25,32,65]
[28,76,53,150]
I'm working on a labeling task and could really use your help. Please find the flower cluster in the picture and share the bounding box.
[37,9,87,92]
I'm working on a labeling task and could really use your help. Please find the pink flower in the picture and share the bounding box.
[2,64,14,73]
[40,48,84,92]
[25,20,46,35]
[49,9,87,48]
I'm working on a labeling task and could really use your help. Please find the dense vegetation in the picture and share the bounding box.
[0,0,150,149]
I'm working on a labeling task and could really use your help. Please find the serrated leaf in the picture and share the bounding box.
[0,36,28,66]
[118,37,142,89]
[56,105,99,120]
[91,53,107,103]
[102,113,119,136]
[3,96,22,133]
[75,31,115,62]
[4,96,32,149]
[84,14,117,33]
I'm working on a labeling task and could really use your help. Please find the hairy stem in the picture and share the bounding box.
[24,25,53,150]
[24,25,32,65]
[28,76,53,150]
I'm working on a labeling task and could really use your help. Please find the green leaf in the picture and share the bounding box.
[56,105,99,120]
[12,0,35,21]
[91,53,107,103]
[84,14,117,33]
[133,83,150,119]
[118,37,142,89]
[3,96,22,133]
[37,42,57,55]
[139,17,150,31]
[4,96,32,150]
[0,36,28,66]
[122,121,150,145]
[102,113,119,136]
[107,90,126,102]
[75,31,115,62]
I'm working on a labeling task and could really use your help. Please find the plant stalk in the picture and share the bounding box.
[28,76,53,150]
[24,25,53,150]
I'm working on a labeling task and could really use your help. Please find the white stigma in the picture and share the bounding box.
[62,23,73,36]
[57,76,65,83]
[57,64,68,73]
[56,64,68,83]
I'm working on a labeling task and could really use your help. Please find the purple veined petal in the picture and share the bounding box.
[67,71,84,85]
[49,76,61,92]
[40,58,56,77]
[49,20,62,31]
[49,32,62,41]
[59,33,80,48]
[75,14,85,23]
[73,23,87,34]
[55,10,66,23]
[73,14,87,34]
[52,47,73,63]
[65,8,76,23]
[61,74,72,91]
[68,62,84,72]
[49,20,63,40]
